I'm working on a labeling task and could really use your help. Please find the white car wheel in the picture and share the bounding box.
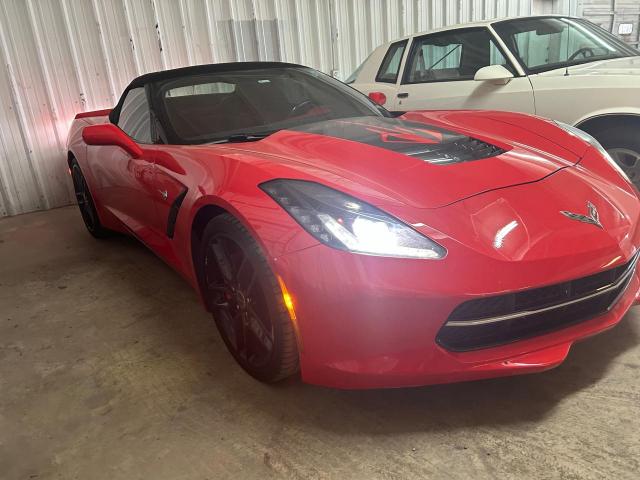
[608,148,640,183]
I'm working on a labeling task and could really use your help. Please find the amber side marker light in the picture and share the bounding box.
[277,275,302,349]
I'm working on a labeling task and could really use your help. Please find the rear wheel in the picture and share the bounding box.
[70,160,110,238]
[595,126,640,187]
[200,214,299,382]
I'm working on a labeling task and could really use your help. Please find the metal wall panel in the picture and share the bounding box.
[579,0,640,47]
[0,0,576,217]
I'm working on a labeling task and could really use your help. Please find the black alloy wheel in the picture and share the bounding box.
[201,214,299,382]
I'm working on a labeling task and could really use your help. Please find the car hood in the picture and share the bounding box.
[231,113,589,209]
[541,56,640,77]
[412,153,640,264]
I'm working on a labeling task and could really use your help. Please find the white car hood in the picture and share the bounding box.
[540,56,640,77]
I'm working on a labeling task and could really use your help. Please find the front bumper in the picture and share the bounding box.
[274,244,640,389]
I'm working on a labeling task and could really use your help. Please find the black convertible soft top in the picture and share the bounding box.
[125,61,305,89]
[110,62,306,124]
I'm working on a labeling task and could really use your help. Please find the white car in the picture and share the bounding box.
[349,15,640,185]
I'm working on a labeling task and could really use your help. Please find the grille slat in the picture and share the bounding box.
[437,253,639,352]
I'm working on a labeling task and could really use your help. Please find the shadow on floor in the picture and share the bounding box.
[36,214,636,439]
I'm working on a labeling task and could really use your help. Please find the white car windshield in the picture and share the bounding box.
[493,17,639,74]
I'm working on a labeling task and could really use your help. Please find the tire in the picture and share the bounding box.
[200,214,299,382]
[70,159,110,238]
[595,126,640,188]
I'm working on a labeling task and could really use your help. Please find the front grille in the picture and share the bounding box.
[436,252,639,352]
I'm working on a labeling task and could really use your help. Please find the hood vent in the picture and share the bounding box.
[292,116,505,165]
[409,136,505,165]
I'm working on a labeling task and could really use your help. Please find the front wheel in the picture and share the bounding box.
[200,214,299,383]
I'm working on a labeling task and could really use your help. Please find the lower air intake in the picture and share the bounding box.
[436,252,639,352]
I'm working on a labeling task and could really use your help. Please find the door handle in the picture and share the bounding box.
[397,92,409,98]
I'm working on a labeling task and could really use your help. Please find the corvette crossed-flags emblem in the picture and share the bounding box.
[560,201,603,229]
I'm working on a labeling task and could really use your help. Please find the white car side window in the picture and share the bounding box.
[404,28,512,84]
[375,40,408,83]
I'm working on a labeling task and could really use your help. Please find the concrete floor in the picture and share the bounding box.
[0,206,639,480]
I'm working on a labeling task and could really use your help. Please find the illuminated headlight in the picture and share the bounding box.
[555,121,632,183]
[260,179,446,259]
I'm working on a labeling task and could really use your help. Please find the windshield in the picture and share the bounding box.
[152,67,385,144]
[493,17,639,74]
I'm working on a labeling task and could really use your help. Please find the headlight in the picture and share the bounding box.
[260,179,446,259]
[555,121,632,183]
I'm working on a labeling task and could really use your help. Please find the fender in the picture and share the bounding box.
[574,109,640,129]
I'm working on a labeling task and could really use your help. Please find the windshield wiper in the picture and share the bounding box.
[209,132,275,144]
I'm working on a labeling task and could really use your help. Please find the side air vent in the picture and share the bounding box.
[166,188,188,239]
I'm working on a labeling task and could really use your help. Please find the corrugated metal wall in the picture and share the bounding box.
[0,0,575,217]
[532,0,580,15]
[579,0,640,47]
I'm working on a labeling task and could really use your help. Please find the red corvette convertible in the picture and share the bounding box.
[67,62,640,389]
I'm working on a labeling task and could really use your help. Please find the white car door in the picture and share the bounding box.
[391,27,535,114]
[491,16,640,125]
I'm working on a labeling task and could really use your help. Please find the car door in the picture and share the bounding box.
[490,16,638,126]
[356,40,410,108]
[89,86,159,243]
[392,27,535,114]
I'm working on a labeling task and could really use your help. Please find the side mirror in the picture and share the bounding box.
[82,124,143,158]
[473,65,514,85]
